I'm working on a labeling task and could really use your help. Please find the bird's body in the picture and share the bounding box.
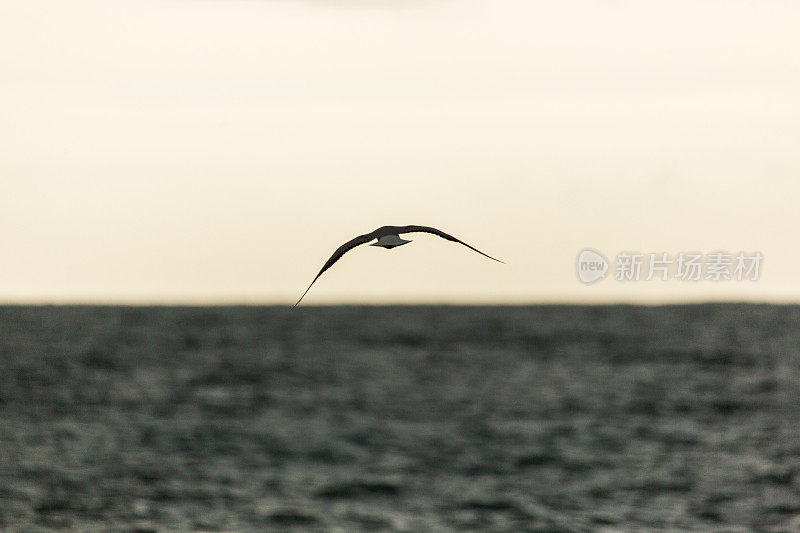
[370,231,412,249]
[293,224,503,307]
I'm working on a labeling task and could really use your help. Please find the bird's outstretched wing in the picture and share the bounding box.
[293,232,377,307]
[399,225,504,263]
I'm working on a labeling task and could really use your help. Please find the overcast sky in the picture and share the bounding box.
[1,0,799,304]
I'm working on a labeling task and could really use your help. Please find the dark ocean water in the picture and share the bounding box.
[1,304,799,531]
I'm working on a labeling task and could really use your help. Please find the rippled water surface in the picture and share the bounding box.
[1,305,799,531]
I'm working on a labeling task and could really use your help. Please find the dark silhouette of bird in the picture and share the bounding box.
[294,225,503,307]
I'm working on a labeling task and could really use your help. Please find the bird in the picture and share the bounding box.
[293,225,503,307]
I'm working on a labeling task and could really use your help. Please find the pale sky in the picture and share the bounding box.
[1,0,799,304]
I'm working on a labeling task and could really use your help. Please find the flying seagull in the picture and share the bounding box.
[293,225,503,307]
